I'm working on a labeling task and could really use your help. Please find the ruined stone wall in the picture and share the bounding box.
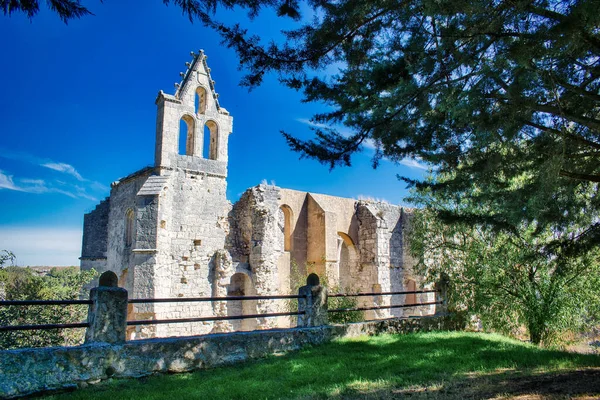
[104,168,154,294]
[398,208,435,316]
[367,202,405,317]
[80,197,110,287]
[227,184,287,329]
[146,170,231,338]
[79,52,434,339]
[278,189,309,271]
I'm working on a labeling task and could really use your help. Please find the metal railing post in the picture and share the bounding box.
[84,271,128,344]
[297,273,328,327]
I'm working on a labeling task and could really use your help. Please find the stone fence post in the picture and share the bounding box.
[434,273,449,316]
[297,273,328,327]
[85,271,128,344]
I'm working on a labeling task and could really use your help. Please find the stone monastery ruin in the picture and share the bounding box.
[80,51,434,339]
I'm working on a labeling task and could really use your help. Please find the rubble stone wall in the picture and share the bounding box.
[0,315,454,399]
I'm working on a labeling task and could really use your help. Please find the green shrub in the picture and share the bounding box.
[0,266,96,349]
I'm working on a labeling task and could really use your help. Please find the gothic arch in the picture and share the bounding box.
[179,114,195,156]
[204,119,219,160]
[125,208,134,247]
[195,86,207,114]
[337,232,359,290]
[280,205,293,251]
[227,272,257,331]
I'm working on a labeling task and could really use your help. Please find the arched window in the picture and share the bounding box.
[125,209,134,247]
[204,120,218,160]
[179,115,195,156]
[280,205,293,251]
[195,86,207,114]
[337,232,358,290]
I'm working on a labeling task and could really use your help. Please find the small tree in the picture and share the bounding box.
[286,260,363,325]
[0,250,15,268]
[409,194,600,346]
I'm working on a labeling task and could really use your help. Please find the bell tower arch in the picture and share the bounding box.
[154,50,233,176]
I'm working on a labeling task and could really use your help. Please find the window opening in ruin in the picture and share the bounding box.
[406,279,417,305]
[195,86,207,114]
[203,120,219,160]
[125,209,134,247]
[203,124,210,159]
[337,232,358,290]
[179,115,195,156]
[227,273,257,331]
[280,205,293,252]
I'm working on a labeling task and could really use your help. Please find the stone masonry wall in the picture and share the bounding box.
[227,184,287,329]
[147,170,232,338]
[0,315,454,399]
[80,197,110,287]
[105,168,154,293]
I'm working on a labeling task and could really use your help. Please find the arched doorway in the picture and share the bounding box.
[227,273,257,331]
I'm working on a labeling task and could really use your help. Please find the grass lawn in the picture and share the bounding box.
[45,332,600,400]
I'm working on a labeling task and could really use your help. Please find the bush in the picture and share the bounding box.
[0,266,96,349]
[286,261,364,325]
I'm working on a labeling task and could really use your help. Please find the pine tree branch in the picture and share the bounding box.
[533,104,600,132]
[523,120,600,151]
[559,170,600,183]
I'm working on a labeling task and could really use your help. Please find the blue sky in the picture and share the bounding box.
[0,2,427,266]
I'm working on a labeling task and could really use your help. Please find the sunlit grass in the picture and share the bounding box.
[45,331,600,400]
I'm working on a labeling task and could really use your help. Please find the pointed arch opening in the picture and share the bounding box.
[337,232,359,290]
[227,273,257,331]
[195,86,207,114]
[179,114,195,156]
[203,120,219,160]
[280,205,293,252]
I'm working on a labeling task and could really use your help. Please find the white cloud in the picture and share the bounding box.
[296,118,379,152]
[0,170,98,200]
[0,226,82,266]
[41,162,84,181]
[356,194,391,204]
[20,178,46,185]
[295,118,330,130]
[0,149,108,201]
[0,171,23,191]
[400,158,428,170]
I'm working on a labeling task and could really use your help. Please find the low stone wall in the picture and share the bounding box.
[0,315,452,398]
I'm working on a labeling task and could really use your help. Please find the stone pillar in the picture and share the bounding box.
[434,273,449,316]
[297,273,328,327]
[85,271,128,344]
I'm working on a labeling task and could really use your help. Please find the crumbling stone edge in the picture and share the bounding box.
[0,315,456,398]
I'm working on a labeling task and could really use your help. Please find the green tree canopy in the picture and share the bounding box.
[6,0,599,254]
[408,174,600,345]
[0,266,96,349]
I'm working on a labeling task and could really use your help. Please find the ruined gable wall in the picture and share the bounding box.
[366,202,405,317]
[80,197,110,288]
[227,184,287,328]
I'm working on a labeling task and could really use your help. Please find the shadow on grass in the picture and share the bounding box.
[47,332,600,400]
[352,369,600,399]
